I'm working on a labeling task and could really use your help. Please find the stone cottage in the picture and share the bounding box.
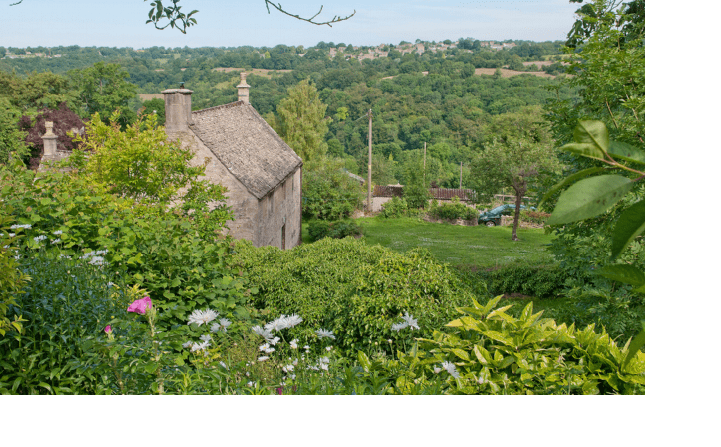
[162,73,303,249]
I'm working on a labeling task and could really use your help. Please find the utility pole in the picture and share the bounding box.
[367,109,373,213]
[460,162,463,189]
[423,141,426,184]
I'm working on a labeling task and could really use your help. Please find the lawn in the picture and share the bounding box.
[351,217,556,269]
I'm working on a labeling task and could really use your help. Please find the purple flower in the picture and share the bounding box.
[127,296,152,315]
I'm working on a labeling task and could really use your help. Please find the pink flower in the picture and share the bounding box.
[104,325,112,334]
[127,296,152,315]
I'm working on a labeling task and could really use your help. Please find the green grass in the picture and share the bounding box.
[353,217,555,269]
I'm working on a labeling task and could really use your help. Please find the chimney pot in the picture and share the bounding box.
[41,121,58,156]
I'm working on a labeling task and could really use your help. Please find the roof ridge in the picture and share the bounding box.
[191,100,245,116]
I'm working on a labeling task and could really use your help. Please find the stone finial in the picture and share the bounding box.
[237,73,250,104]
[41,121,58,156]
[43,121,56,137]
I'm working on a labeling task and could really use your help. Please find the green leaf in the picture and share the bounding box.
[547,175,633,226]
[611,200,645,259]
[539,167,606,208]
[595,264,644,287]
[144,362,159,374]
[574,120,609,153]
[608,141,645,165]
[558,142,606,161]
[622,327,645,370]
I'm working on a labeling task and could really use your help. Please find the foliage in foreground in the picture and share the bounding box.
[306,219,362,242]
[231,237,485,353]
[0,157,253,330]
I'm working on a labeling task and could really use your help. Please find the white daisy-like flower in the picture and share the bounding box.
[401,313,420,330]
[51,239,61,244]
[200,334,212,343]
[290,374,296,380]
[247,381,255,387]
[53,230,63,235]
[442,361,460,379]
[326,346,332,351]
[283,314,303,329]
[269,336,280,346]
[258,356,270,362]
[251,325,273,341]
[292,358,298,366]
[303,345,310,351]
[315,329,335,340]
[188,309,219,326]
[259,343,270,352]
[34,235,47,242]
[307,365,319,371]
[182,341,193,349]
[191,341,210,352]
[289,339,298,349]
[210,323,221,333]
[391,321,408,331]
[8,233,15,237]
[219,318,231,329]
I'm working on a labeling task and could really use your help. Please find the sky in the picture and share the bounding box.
[1,0,581,49]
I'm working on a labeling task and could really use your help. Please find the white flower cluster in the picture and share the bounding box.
[264,314,303,332]
[391,313,420,331]
[10,224,31,230]
[80,250,108,266]
[34,235,47,242]
[53,230,63,235]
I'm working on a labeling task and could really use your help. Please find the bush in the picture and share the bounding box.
[428,197,477,221]
[0,249,133,394]
[302,160,364,221]
[0,158,255,330]
[363,296,645,394]
[231,237,486,353]
[307,219,362,242]
[477,262,575,298]
[380,197,408,218]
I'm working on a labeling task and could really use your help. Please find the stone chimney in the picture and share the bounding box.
[41,121,58,156]
[237,73,250,104]
[162,87,194,134]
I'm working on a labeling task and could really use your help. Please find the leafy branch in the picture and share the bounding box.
[11,1,355,33]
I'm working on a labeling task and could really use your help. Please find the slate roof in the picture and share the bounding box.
[189,101,302,199]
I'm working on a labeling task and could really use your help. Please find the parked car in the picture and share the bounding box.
[478,204,534,226]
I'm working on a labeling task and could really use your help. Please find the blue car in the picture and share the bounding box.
[478,204,533,227]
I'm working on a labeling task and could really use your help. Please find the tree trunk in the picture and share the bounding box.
[512,186,525,242]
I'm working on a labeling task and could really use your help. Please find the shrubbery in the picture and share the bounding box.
[302,160,363,221]
[0,155,255,330]
[307,219,362,242]
[427,198,477,221]
[231,237,485,353]
[363,296,645,394]
[477,262,576,299]
[380,196,408,218]
[519,209,550,225]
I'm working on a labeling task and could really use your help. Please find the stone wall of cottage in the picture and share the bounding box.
[187,134,259,243]
[255,168,301,249]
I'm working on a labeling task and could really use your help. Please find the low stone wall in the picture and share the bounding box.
[423,215,478,226]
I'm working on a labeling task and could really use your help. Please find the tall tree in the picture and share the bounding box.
[470,135,561,241]
[67,62,137,128]
[267,79,330,167]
